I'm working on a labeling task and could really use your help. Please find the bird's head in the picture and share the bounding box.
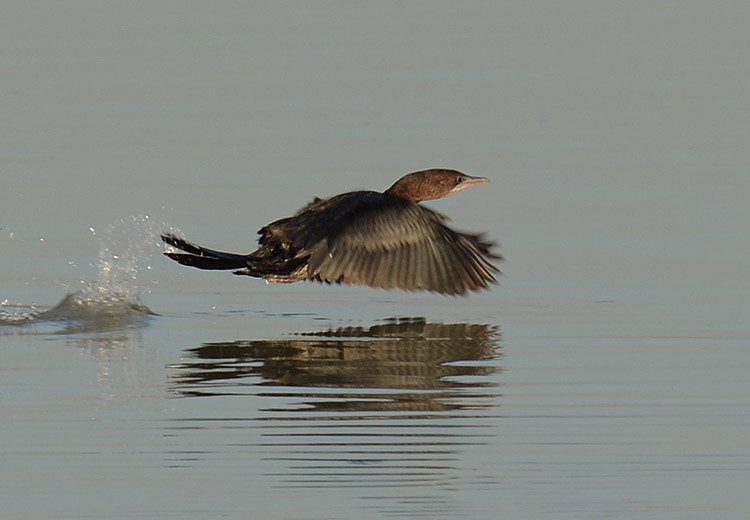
[385,169,490,202]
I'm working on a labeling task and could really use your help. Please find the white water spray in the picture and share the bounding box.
[2,215,175,329]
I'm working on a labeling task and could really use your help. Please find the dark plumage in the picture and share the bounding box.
[162,168,501,295]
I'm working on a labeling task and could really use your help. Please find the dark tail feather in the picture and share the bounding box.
[161,233,250,270]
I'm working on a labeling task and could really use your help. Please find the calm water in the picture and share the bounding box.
[2,2,750,519]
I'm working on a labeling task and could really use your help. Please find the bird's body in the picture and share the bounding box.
[162,169,501,295]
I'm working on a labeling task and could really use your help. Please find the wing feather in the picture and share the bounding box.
[300,192,499,294]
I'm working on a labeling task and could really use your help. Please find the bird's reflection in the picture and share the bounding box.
[170,318,500,413]
[167,317,502,510]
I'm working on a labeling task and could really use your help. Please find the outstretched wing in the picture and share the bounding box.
[303,194,500,295]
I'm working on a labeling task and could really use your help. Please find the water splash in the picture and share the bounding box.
[1,215,171,331]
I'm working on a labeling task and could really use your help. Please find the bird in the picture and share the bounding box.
[161,168,501,295]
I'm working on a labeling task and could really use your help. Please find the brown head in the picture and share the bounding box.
[384,169,490,203]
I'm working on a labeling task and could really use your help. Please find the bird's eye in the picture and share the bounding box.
[456,176,464,184]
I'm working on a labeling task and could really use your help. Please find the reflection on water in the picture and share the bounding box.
[173,319,499,410]
[168,318,501,514]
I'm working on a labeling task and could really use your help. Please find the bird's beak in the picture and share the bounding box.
[454,175,490,194]
[463,175,490,186]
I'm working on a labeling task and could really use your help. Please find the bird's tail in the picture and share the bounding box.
[161,233,250,270]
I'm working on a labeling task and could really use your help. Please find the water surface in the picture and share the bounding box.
[2,2,750,519]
